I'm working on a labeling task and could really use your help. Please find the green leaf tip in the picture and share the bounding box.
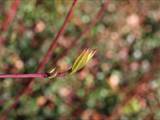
[70,48,96,74]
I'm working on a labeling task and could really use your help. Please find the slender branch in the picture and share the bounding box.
[0,73,48,79]
[0,68,71,79]
[83,0,110,34]
[1,0,20,32]
[52,0,110,66]
[0,0,78,118]
[37,0,78,72]
[0,0,110,118]
[0,0,20,44]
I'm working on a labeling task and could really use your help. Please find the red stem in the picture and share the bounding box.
[83,0,110,34]
[0,0,20,45]
[0,0,110,118]
[0,73,48,79]
[37,0,78,72]
[53,0,110,65]
[1,0,20,32]
[0,0,78,118]
[0,69,70,79]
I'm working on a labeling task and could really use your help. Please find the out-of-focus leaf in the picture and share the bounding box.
[123,98,141,115]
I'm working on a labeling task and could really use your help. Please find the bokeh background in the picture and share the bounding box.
[0,0,160,119]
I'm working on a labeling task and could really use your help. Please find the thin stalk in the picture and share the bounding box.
[0,69,70,79]
[0,0,110,118]
[1,0,20,32]
[0,0,20,44]
[0,73,48,79]
[52,0,110,66]
[0,0,78,118]
[37,0,78,72]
